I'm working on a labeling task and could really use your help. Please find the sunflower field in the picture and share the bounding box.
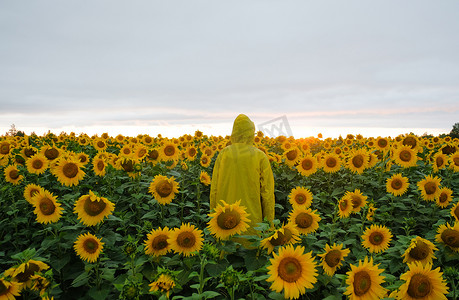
[1,130,459,300]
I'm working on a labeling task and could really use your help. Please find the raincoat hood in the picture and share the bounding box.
[230,114,255,144]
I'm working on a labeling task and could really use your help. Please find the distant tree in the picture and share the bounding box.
[6,124,17,136]
[451,122,459,139]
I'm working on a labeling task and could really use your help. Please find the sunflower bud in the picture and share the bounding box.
[121,280,142,300]
[220,266,241,289]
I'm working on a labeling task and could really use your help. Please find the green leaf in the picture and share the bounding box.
[88,286,111,300]
[200,291,220,298]
[71,272,90,287]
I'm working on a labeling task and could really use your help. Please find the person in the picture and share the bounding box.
[210,114,275,246]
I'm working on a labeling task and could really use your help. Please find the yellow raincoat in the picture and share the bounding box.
[210,114,275,240]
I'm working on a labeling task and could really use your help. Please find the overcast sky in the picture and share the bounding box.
[1,0,458,138]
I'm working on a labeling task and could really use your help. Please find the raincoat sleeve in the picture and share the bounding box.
[260,154,275,222]
[209,151,222,212]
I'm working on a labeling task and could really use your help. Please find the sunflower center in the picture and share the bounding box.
[32,159,44,169]
[326,157,337,168]
[295,212,313,229]
[121,160,134,172]
[83,197,107,216]
[29,188,40,198]
[454,156,459,166]
[391,179,403,190]
[286,150,297,161]
[278,257,302,283]
[403,137,417,148]
[39,198,56,216]
[369,232,384,245]
[439,192,448,203]
[217,210,241,230]
[353,271,371,296]
[269,229,292,246]
[83,238,99,254]
[137,148,147,157]
[352,155,364,168]
[24,148,37,157]
[454,206,459,220]
[339,199,348,211]
[294,193,307,205]
[96,160,105,171]
[399,150,412,162]
[436,156,444,167]
[164,145,176,157]
[97,141,105,149]
[201,157,209,164]
[149,150,159,160]
[156,180,173,198]
[177,231,196,248]
[351,195,362,209]
[378,139,388,148]
[424,182,437,195]
[301,159,313,170]
[78,155,88,163]
[409,241,429,260]
[44,148,59,160]
[441,229,459,248]
[324,250,342,267]
[63,162,79,178]
[407,274,431,298]
[122,148,132,155]
[0,143,10,154]
[188,148,197,157]
[152,234,169,250]
[15,263,40,282]
[9,169,19,180]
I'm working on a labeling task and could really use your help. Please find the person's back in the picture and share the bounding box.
[210,114,275,238]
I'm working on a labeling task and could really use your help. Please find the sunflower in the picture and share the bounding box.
[366,204,377,222]
[185,146,198,161]
[26,153,49,175]
[347,149,369,174]
[375,137,391,152]
[366,152,378,169]
[149,273,175,299]
[148,175,180,205]
[3,259,49,290]
[207,200,250,240]
[449,152,459,172]
[396,262,449,300]
[41,145,60,161]
[288,187,313,208]
[160,141,180,162]
[92,157,106,177]
[287,207,321,235]
[169,223,203,257]
[321,153,341,173]
[317,243,350,276]
[266,244,318,300]
[76,152,90,166]
[402,134,421,151]
[417,175,442,202]
[345,189,368,213]
[393,145,418,168]
[402,236,437,266]
[296,155,318,176]
[200,155,212,168]
[31,189,63,224]
[74,191,115,226]
[23,183,44,204]
[338,196,353,219]
[133,144,148,161]
[147,148,161,164]
[199,171,211,186]
[386,173,409,196]
[144,227,171,256]
[344,256,387,300]
[0,140,12,157]
[0,278,21,299]
[435,187,453,208]
[432,151,448,173]
[284,148,301,167]
[93,138,107,151]
[4,164,23,185]
[51,157,85,187]
[451,202,459,221]
[435,222,459,252]
[119,144,134,158]
[261,223,301,254]
[73,232,104,263]
[361,224,392,253]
